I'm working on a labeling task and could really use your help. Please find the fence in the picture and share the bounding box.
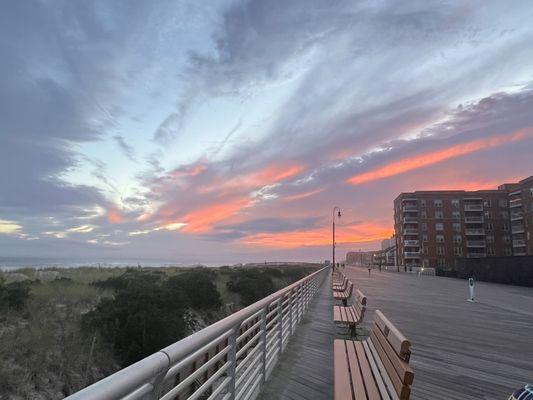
[65,266,329,400]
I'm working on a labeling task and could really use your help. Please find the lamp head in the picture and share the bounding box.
[337,210,341,218]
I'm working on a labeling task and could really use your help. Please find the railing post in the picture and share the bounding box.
[278,297,283,354]
[260,308,267,383]
[227,328,237,399]
[289,289,294,335]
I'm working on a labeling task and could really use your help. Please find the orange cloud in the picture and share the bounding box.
[284,188,324,201]
[242,222,392,248]
[179,197,253,233]
[107,207,123,224]
[170,164,206,179]
[199,164,304,194]
[347,131,528,185]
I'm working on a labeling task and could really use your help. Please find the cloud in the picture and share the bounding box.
[113,135,136,161]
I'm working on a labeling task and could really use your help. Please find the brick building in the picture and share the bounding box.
[394,177,533,270]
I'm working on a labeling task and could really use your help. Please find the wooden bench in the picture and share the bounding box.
[333,281,353,306]
[333,289,366,337]
[333,271,345,285]
[334,310,414,400]
[333,276,348,292]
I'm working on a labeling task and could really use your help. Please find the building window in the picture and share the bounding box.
[504,248,512,256]
[484,211,492,219]
[421,223,427,231]
[452,223,461,232]
[434,199,443,208]
[452,199,460,208]
[437,258,445,267]
[500,211,509,219]
[435,223,444,231]
[422,247,428,255]
[435,211,444,219]
[483,199,492,208]
[487,247,495,256]
[454,247,463,256]
[437,246,445,255]
[503,222,509,231]
[420,199,426,207]
[452,211,460,220]
[421,210,427,219]
[436,234,444,243]
[486,223,493,231]
[486,235,494,243]
[422,234,428,242]
[453,235,462,244]
[499,199,508,208]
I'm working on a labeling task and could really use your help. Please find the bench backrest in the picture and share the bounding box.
[346,281,353,297]
[369,310,414,399]
[353,289,366,320]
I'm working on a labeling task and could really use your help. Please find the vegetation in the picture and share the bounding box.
[0,263,320,399]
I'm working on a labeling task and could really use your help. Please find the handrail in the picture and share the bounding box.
[65,265,329,400]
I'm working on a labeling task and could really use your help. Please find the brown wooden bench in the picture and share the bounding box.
[332,271,345,285]
[334,310,414,400]
[333,281,353,306]
[333,289,366,337]
[333,276,348,292]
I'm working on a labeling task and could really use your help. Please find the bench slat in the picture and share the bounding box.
[346,341,367,399]
[371,323,414,385]
[374,310,410,359]
[334,340,354,400]
[354,342,380,399]
[366,340,400,400]
[361,340,391,400]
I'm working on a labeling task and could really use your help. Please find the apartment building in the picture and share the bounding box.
[394,190,513,270]
[394,175,533,269]
[499,176,533,255]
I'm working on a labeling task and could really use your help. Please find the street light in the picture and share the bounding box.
[332,206,341,273]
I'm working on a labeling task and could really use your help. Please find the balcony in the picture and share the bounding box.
[403,217,418,224]
[464,204,483,211]
[464,216,484,223]
[514,250,527,256]
[511,225,525,234]
[401,198,417,203]
[509,198,522,208]
[465,229,484,235]
[404,252,420,258]
[467,253,487,258]
[466,240,486,247]
[404,240,419,246]
[402,205,418,212]
[510,212,523,221]
[512,239,526,247]
[403,229,418,235]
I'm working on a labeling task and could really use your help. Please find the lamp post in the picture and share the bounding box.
[332,206,341,273]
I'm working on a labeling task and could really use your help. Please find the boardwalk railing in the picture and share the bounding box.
[66,266,329,400]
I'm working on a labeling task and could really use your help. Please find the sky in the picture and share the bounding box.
[1,0,533,265]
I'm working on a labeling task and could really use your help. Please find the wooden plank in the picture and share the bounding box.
[354,342,380,400]
[369,330,405,397]
[366,340,400,400]
[362,340,391,400]
[334,340,353,400]
[346,341,367,400]
[371,323,414,385]
[374,310,410,359]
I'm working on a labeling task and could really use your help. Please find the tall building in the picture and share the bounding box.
[393,177,533,270]
[499,176,533,255]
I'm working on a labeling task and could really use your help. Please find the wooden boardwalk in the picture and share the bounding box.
[259,266,533,400]
[258,274,336,399]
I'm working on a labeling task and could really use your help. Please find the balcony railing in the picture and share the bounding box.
[404,240,419,246]
[65,267,329,400]
[402,206,418,212]
[465,229,484,235]
[510,212,523,221]
[464,216,484,223]
[512,226,525,234]
[509,198,522,208]
[467,253,486,258]
[464,204,483,211]
[512,239,526,247]
[403,217,418,224]
[404,252,420,258]
[403,229,418,235]
[466,240,486,247]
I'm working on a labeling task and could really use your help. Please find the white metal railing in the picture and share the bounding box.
[65,266,329,400]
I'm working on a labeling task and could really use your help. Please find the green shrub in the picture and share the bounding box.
[226,269,276,306]
[0,279,31,310]
[169,268,221,310]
